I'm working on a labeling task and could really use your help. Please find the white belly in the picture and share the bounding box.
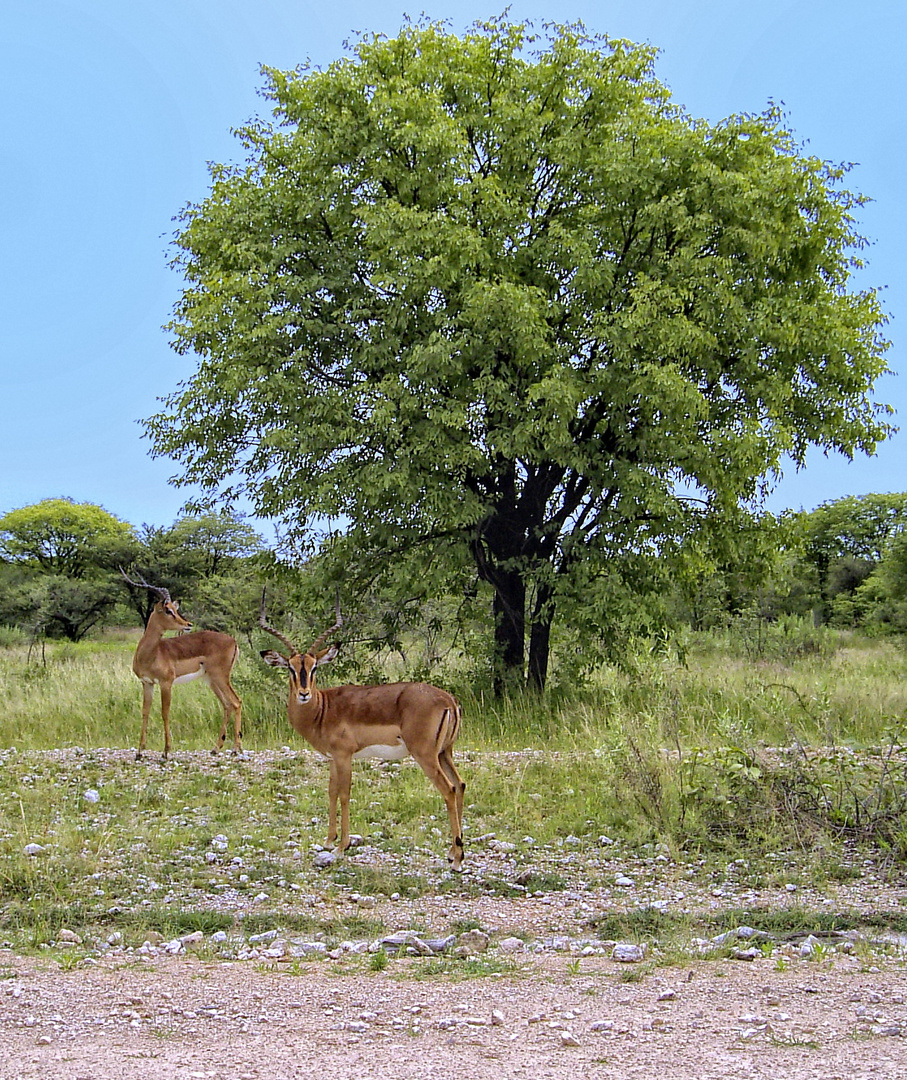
[352,742,409,762]
[173,669,207,685]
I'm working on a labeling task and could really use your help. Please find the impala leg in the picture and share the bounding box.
[159,682,173,760]
[414,749,466,871]
[137,682,154,760]
[328,755,353,851]
[231,691,243,754]
[210,681,243,754]
[440,748,466,864]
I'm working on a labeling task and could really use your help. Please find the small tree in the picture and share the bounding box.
[802,493,907,621]
[31,576,121,642]
[0,499,137,639]
[124,512,266,627]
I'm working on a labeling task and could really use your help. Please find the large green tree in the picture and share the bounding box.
[147,18,891,691]
[0,498,136,577]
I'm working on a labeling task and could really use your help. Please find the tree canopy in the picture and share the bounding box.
[147,17,892,690]
[0,498,135,577]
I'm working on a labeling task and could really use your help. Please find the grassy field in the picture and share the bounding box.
[3,626,907,753]
[1,627,907,958]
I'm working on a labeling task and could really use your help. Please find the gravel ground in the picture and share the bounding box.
[3,748,907,1077]
[2,948,907,1079]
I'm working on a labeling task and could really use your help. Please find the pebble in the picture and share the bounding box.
[455,929,490,956]
[612,943,646,963]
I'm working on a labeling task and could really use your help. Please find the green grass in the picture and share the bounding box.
[2,631,907,953]
[4,629,907,753]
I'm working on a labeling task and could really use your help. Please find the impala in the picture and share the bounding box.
[259,595,466,869]
[121,570,242,760]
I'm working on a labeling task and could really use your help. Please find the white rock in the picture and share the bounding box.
[612,943,646,963]
[23,844,45,856]
[289,941,327,957]
[455,930,490,955]
[249,930,279,944]
[382,931,434,956]
[732,948,761,961]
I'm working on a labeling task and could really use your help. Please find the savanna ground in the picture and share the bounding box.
[2,625,907,1076]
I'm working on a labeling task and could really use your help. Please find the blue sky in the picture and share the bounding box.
[2,0,903,532]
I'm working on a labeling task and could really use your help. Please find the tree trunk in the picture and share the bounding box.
[528,617,551,691]
[491,568,526,696]
[527,580,555,692]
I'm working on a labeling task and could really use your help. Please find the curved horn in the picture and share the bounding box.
[119,567,171,603]
[309,592,343,655]
[259,589,299,654]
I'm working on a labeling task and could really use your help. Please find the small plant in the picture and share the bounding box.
[618,963,651,983]
[369,948,389,972]
[806,939,831,963]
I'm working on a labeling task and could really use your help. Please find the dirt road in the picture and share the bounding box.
[2,950,906,1079]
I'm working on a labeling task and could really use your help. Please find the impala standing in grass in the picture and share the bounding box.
[121,570,242,759]
[259,594,466,869]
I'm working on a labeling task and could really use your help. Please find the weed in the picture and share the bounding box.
[369,948,389,972]
[405,955,520,979]
[618,963,652,983]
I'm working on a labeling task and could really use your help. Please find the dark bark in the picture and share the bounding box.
[527,580,555,692]
[491,569,526,695]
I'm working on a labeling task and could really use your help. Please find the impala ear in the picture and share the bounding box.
[315,643,339,665]
[260,649,290,669]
